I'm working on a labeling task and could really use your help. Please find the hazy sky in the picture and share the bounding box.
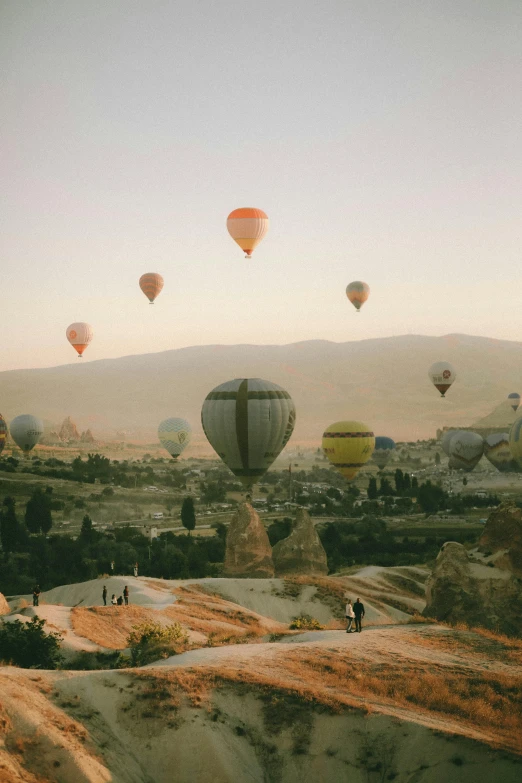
[1,1,521,371]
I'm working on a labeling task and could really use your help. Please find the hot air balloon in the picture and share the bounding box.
[508,392,520,412]
[509,417,522,469]
[158,418,192,460]
[226,208,269,258]
[448,431,483,471]
[322,421,375,481]
[346,281,370,312]
[9,415,44,455]
[66,323,93,358]
[0,414,7,456]
[139,273,164,304]
[372,436,395,470]
[201,378,295,487]
[428,361,456,397]
[441,429,462,456]
[484,433,518,473]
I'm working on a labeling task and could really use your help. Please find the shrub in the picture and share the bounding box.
[128,621,189,666]
[289,615,323,631]
[0,617,63,669]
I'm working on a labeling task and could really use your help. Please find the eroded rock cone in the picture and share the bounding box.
[273,507,328,576]
[224,502,274,578]
[424,541,522,636]
[0,593,10,616]
[59,416,80,442]
[478,501,522,578]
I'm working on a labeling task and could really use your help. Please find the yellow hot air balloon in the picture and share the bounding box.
[66,322,93,357]
[322,421,375,481]
[346,281,370,312]
[139,273,164,304]
[227,208,269,258]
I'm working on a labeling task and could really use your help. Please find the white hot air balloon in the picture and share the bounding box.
[448,431,483,471]
[66,322,93,358]
[9,415,44,455]
[158,418,192,460]
[428,361,456,397]
[201,378,296,488]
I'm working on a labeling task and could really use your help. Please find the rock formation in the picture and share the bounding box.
[58,416,80,442]
[424,540,522,636]
[0,593,10,616]
[272,507,328,576]
[224,502,274,578]
[80,429,96,443]
[477,501,522,577]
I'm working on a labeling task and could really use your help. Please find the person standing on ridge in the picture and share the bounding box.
[102,585,107,606]
[345,599,355,633]
[123,585,129,606]
[353,598,365,632]
[32,585,41,607]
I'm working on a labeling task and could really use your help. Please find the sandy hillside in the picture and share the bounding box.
[0,622,521,782]
[3,568,428,656]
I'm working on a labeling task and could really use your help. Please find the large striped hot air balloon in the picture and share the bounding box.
[226,208,269,258]
[158,418,191,460]
[201,378,295,487]
[428,361,456,397]
[0,414,7,456]
[139,273,164,304]
[346,281,370,312]
[66,322,93,358]
[322,421,375,481]
[9,415,44,455]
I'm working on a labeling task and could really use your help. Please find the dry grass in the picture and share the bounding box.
[409,628,522,666]
[71,605,167,649]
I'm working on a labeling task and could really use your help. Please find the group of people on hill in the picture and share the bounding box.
[102,585,129,606]
[345,598,365,632]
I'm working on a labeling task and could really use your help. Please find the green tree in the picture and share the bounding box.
[181,497,196,535]
[0,617,63,669]
[435,452,441,465]
[367,477,378,500]
[0,497,25,554]
[394,469,404,494]
[25,487,53,535]
[79,514,97,545]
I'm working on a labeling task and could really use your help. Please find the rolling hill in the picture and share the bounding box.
[0,333,521,442]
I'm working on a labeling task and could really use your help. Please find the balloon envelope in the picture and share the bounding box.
[66,322,93,357]
[508,392,520,412]
[448,431,483,471]
[158,418,191,460]
[484,433,518,472]
[322,421,375,481]
[201,378,295,487]
[346,281,370,311]
[428,361,456,397]
[139,273,164,304]
[508,417,522,469]
[226,208,269,257]
[9,414,44,454]
[373,436,395,470]
[0,414,7,456]
[441,429,463,456]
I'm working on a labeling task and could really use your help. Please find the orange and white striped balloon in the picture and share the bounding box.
[66,322,93,358]
[226,207,269,258]
[139,273,164,304]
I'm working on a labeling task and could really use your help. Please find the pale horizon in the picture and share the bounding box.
[2,1,521,371]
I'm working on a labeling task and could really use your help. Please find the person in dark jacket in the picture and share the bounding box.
[32,585,41,607]
[123,585,129,606]
[117,595,123,606]
[102,585,107,606]
[353,598,365,632]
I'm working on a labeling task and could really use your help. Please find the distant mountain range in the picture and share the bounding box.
[0,334,521,442]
